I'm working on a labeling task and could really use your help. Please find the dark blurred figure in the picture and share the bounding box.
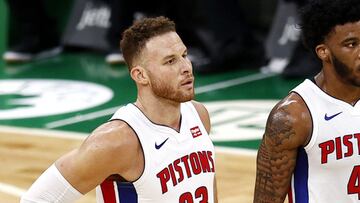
[105,0,267,72]
[282,0,321,78]
[189,0,266,74]
[3,0,62,63]
[104,0,205,65]
[262,0,321,78]
[104,0,168,64]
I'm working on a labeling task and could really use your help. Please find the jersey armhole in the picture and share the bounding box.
[107,118,149,187]
[290,91,318,150]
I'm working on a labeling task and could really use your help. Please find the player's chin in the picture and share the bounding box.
[178,92,194,102]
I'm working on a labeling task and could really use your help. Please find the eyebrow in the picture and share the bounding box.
[161,49,187,62]
[162,54,176,62]
[341,37,359,44]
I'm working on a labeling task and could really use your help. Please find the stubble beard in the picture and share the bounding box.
[332,54,360,87]
[150,77,194,103]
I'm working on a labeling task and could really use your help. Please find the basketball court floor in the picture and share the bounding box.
[0,49,303,202]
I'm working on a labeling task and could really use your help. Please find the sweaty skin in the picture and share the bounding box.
[254,93,311,203]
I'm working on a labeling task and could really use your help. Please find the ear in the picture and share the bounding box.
[315,44,330,62]
[130,66,149,85]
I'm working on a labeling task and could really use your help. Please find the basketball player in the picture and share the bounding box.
[254,0,360,202]
[21,16,218,203]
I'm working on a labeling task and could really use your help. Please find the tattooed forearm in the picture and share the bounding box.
[254,107,299,203]
[254,141,274,203]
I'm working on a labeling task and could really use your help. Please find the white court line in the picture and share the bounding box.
[0,125,257,157]
[0,125,86,139]
[0,125,86,198]
[195,72,277,94]
[0,182,26,197]
[46,106,121,129]
[45,72,277,129]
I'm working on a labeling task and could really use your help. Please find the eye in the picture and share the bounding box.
[348,43,355,48]
[345,41,357,48]
[165,58,176,65]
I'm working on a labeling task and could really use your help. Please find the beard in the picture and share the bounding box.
[332,54,360,87]
[150,75,194,102]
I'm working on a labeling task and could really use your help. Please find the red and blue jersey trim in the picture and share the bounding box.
[289,147,309,203]
[100,180,138,203]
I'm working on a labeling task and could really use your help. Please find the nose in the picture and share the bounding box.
[180,56,193,74]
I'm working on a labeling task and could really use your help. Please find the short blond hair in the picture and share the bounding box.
[120,16,176,69]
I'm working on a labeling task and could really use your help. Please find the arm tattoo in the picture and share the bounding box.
[254,107,298,203]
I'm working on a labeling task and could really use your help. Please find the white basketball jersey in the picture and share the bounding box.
[289,79,360,203]
[95,102,215,203]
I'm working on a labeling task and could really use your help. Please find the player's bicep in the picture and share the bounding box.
[55,148,106,194]
[55,139,115,193]
[254,106,300,203]
[56,121,139,193]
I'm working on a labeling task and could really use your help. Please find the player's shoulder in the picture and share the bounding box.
[265,92,312,147]
[190,100,208,115]
[271,92,310,118]
[82,120,139,155]
[191,100,211,133]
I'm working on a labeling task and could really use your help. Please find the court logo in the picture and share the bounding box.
[204,100,278,142]
[0,79,113,119]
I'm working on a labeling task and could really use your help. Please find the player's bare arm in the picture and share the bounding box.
[55,120,143,194]
[213,175,218,203]
[254,93,312,203]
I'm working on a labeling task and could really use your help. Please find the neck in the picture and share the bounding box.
[135,93,182,131]
[315,70,360,105]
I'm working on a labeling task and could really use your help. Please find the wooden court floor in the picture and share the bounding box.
[0,126,257,203]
